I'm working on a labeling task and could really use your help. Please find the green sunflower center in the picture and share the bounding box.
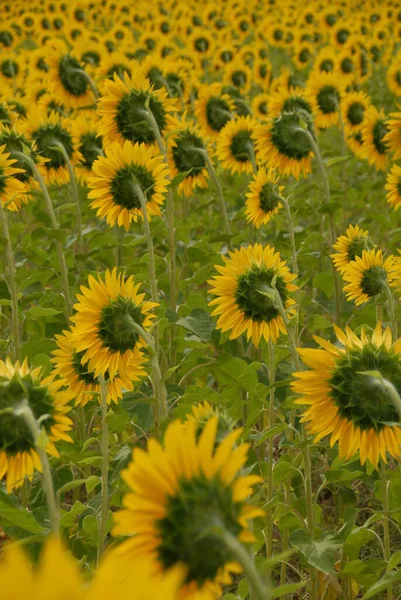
[37,57,49,72]
[110,164,155,210]
[116,90,167,145]
[58,55,89,97]
[231,70,247,89]
[99,295,145,353]
[299,48,311,63]
[74,8,85,21]
[72,351,97,385]
[0,165,6,195]
[33,124,74,170]
[82,51,101,67]
[229,130,254,163]
[372,119,389,155]
[326,14,337,26]
[79,133,103,169]
[395,70,401,86]
[194,37,210,53]
[271,112,313,160]
[0,31,13,47]
[172,131,206,175]
[235,266,287,322]
[156,475,242,586]
[329,344,400,431]
[258,101,268,115]
[259,182,282,214]
[321,59,334,73]
[165,73,184,98]
[0,373,56,456]
[282,97,312,115]
[273,28,283,40]
[346,235,374,262]
[341,58,354,73]
[258,64,268,79]
[347,102,365,126]
[336,28,350,44]
[316,85,340,115]
[1,59,19,78]
[0,132,35,183]
[360,266,387,297]
[206,97,232,132]
[221,50,233,63]
[397,178,401,196]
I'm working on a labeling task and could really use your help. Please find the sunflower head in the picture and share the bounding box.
[167,123,209,197]
[385,164,401,211]
[292,323,401,467]
[331,224,375,273]
[113,417,262,599]
[216,115,258,175]
[245,167,283,228]
[185,401,235,444]
[343,249,394,306]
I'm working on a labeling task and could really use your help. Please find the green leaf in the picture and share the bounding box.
[325,469,364,483]
[345,527,376,560]
[56,479,86,497]
[362,570,401,599]
[340,559,378,588]
[171,168,193,187]
[176,308,215,341]
[309,314,333,330]
[313,272,334,298]
[254,423,288,447]
[289,529,342,574]
[0,488,46,534]
[86,475,101,494]
[326,155,351,167]
[271,582,306,598]
[388,549,401,571]
[28,306,62,318]
[59,501,87,529]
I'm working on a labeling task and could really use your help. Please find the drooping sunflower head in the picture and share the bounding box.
[343,249,394,306]
[383,110,401,162]
[245,167,283,229]
[112,417,263,599]
[70,112,104,184]
[312,46,337,75]
[46,45,96,109]
[194,82,235,140]
[0,358,73,493]
[51,327,147,406]
[306,71,345,130]
[292,41,314,70]
[387,56,401,97]
[97,70,177,148]
[88,140,169,231]
[208,243,298,347]
[385,163,401,211]
[292,322,401,468]
[223,60,252,94]
[341,90,371,134]
[216,115,259,175]
[71,268,158,380]
[362,106,389,171]
[268,87,313,120]
[167,122,209,197]
[255,109,315,179]
[331,224,375,274]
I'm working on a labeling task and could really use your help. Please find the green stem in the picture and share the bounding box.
[337,105,349,230]
[219,528,271,600]
[266,341,276,559]
[0,202,21,360]
[54,142,84,259]
[380,462,393,600]
[281,195,298,275]
[381,377,401,421]
[71,68,99,100]
[98,375,109,562]
[134,182,159,304]
[385,283,398,339]
[201,150,231,235]
[15,400,59,534]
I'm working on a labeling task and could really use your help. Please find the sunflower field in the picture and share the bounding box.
[2,0,401,598]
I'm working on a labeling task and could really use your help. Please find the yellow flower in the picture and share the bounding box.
[216,116,259,175]
[267,87,313,119]
[361,106,389,171]
[46,45,96,109]
[113,417,263,600]
[223,60,252,94]
[0,358,73,493]
[167,121,209,197]
[245,167,283,229]
[194,82,234,140]
[292,323,401,468]
[305,71,345,130]
[71,268,157,380]
[343,249,394,306]
[341,91,371,135]
[385,163,401,210]
[331,224,375,274]
[251,93,269,121]
[70,112,104,185]
[383,110,401,160]
[0,144,25,211]
[88,140,169,231]
[208,244,297,347]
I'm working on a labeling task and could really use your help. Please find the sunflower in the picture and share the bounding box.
[71,268,157,379]
[346,130,366,160]
[216,116,259,175]
[331,224,375,274]
[71,112,104,184]
[223,60,252,94]
[22,110,80,186]
[167,122,209,197]
[292,41,314,70]
[268,88,313,119]
[361,106,389,171]
[306,71,345,129]
[73,38,105,72]
[96,51,134,91]
[335,49,358,83]
[343,249,395,306]
[112,417,263,600]
[213,42,237,72]
[385,164,401,211]
[51,328,147,406]
[185,401,235,443]
[387,55,401,97]
[252,59,272,90]
[97,70,177,148]
[195,83,235,140]
[0,358,73,493]
[341,91,371,134]
[208,244,297,347]
[292,322,401,468]
[46,45,96,109]
[251,93,269,121]
[312,46,338,75]
[383,110,401,160]
[245,167,283,229]
[0,536,182,600]
[88,140,169,230]
[0,144,25,211]
[0,51,24,88]
[255,111,314,179]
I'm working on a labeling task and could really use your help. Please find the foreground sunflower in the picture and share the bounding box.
[331,224,375,274]
[216,116,259,175]
[245,167,283,228]
[71,268,157,379]
[385,163,401,210]
[292,323,401,467]
[88,140,169,230]
[0,536,182,600]
[0,358,72,493]
[113,417,263,600]
[208,244,297,347]
[167,122,209,197]
[97,70,177,147]
[342,249,394,306]
[0,144,25,210]
[51,328,147,406]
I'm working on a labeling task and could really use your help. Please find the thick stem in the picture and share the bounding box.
[381,462,393,600]
[266,341,276,558]
[0,202,21,360]
[98,375,109,562]
[281,195,298,275]
[135,183,159,303]
[385,283,398,339]
[15,400,59,534]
